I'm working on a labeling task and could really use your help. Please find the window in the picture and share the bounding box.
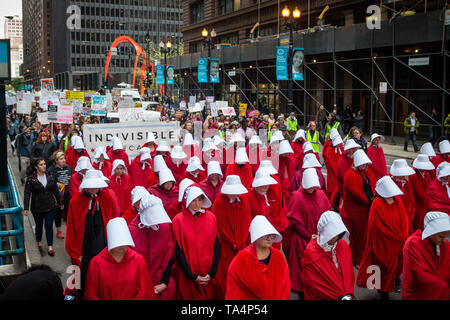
[218,0,240,15]
[190,1,203,24]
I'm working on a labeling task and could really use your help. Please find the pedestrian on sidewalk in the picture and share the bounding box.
[315,105,328,137]
[429,108,441,147]
[404,112,420,152]
[349,126,368,153]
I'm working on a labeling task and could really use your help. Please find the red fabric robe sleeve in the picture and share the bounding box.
[69,172,83,198]
[225,163,254,189]
[122,205,138,225]
[108,173,133,215]
[410,170,433,231]
[391,176,415,235]
[325,145,343,200]
[129,156,156,187]
[425,178,450,215]
[166,157,188,185]
[366,145,388,180]
[107,149,130,171]
[92,160,113,180]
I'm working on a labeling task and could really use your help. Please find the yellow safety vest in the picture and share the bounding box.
[306,130,320,153]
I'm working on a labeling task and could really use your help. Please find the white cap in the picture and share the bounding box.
[158,168,176,185]
[235,147,249,164]
[302,142,314,153]
[70,135,80,147]
[131,186,150,206]
[202,139,218,152]
[344,139,361,151]
[437,161,450,180]
[420,142,436,157]
[75,156,94,173]
[274,130,285,141]
[370,133,385,143]
[252,170,277,188]
[422,211,450,240]
[207,161,223,177]
[230,133,245,144]
[112,159,128,175]
[213,135,225,147]
[171,145,187,160]
[93,146,109,160]
[79,169,109,189]
[302,153,321,169]
[156,141,171,152]
[153,155,168,173]
[439,140,450,154]
[249,135,263,145]
[258,160,278,175]
[184,185,212,209]
[72,136,85,150]
[139,147,152,161]
[279,140,294,155]
[353,149,372,167]
[112,136,124,151]
[186,156,204,172]
[178,178,194,202]
[183,133,194,146]
[317,211,349,247]
[329,128,339,140]
[375,176,403,198]
[390,159,415,176]
[221,175,248,195]
[146,132,156,143]
[294,129,306,141]
[331,135,343,147]
[412,154,435,170]
[139,195,171,227]
[249,215,282,243]
[302,168,321,189]
[106,217,135,251]
[269,134,282,145]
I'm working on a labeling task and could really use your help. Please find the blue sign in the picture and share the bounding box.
[209,58,220,83]
[166,65,174,85]
[276,46,289,80]
[0,40,11,80]
[156,64,165,85]
[292,48,304,81]
[198,58,208,83]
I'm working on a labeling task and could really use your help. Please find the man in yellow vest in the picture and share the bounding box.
[287,112,298,140]
[306,121,320,153]
[325,113,342,139]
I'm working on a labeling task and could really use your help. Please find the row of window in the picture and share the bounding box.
[191,0,248,24]
[75,0,179,7]
[70,31,181,44]
[71,56,132,68]
[78,5,181,19]
[79,18,181,31]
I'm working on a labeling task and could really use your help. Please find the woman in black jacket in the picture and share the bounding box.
[31,131,57,167]
[23,157,63,256]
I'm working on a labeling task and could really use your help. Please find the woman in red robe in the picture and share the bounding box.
[402,211,450,300]
[225,215,290,300]
[431,140,450,169]
[420,142,437,179]
[65,136,91,171]
[172,185,221,300]
[84,217,156,300]
[129,147,154,187]
[302,211,354,300]
[129,195,176,300]
[69,156,93,197]
[247,135,263,174]
[322,128,340,165]
[342,149,377,266]
[182,132,201,160]
[226,148,254,189]
[147,168,179,211]
[166,178,194,220]
[277,140,296,205]
[389,159,416,234]
[141,132,158,158]
[122,186,151,225]
[165,146,188,185]
[107,136,130,172]
[284,168,331,298]
[426,162,450,215]
[410,154,435,230]
[291,129,306,170]
[325,135,344,200]
[108,159,133,215]
[91,146,112,179]
[366,133,388,181]
[65,169,119,299]
[290,153,326,193]
[180,156,207,184]
[356,176,410,300]
[199,161,224,206]
[212,175,252,298]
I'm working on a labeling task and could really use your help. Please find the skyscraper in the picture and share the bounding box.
[4,16,23,79]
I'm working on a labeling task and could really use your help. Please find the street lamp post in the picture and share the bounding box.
[159,40,172,103]
[281,6,301,114]
[201,28,216,99]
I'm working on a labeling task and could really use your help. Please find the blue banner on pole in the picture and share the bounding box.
[198,58,208,83]
[166,65,174,84]
[292,47,304,81]
[276,46,289,80]
[209,58,220,83]
[156,64,165,85]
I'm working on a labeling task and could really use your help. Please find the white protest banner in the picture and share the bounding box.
[179,100,186,110]
[119,108,144,122]
[106,92,113,111]
[56,104,73,124]
[189,96,196,105]
[221,106,236,116]
[72,100,84,113]
[16,100,32,114]
[143,111,161,122]
[199,100,206,108]
[37,112,49,125]
[216,101,229,108]
[210,102,218,117]
[83,121,180,159]
[107,112,120,119]
[48,105,58,121]
[189,103,203,113]
[39,92,60,111]
[23,93,35,102]
[91,96,107,116]
[6,95,17,106]
[40,78,55,92]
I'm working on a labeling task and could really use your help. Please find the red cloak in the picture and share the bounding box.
[247,188,287,233]
[212,194,252,296]
[225,244,291,300]
[65,149,91,171]
[431,153,448,170]
[366,145,388,181]
[356,196,409,292]
[322,139,331,163]
[278,154,296,205]
[145,171,160,188]
[108,173,133,215]
[409,169,433,231]
[337,154,353,191]
[129,156,155,187]
[166,159,188,185]
[167,201,182,221]
[391,176,416,234]
[291,140,305,170]
[172,208,219,300]
[325,145,343,200]
[69,172,83,197]
[290,167,326,193]
[402,230,450,300]
[246,145,262,174]
[122,205,138,225]
[302,238,355,300]
[180,170,207,185]
[225,163,254,189]
[92,160,112,180]
[129,218,176,300]
[284,188,331,292]
[342,168,377,265]
[182,144,201,161]
[141,142,158,158]
[426,178,450,215]
[107,149,130,171]
[65,190,119,265]
[84,247,156,300]
[199,178,224,206]
[148,184,179,211]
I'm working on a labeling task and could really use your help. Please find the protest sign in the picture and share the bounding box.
[118,97,135,109]
[91,96,107,116]
[83,121,180,159]
[143,111,162,122]
[56,104,73,124]
[37,112,49,125]
[175,110,184,120]
[40,78,54,92]
[119,108,144,122]
[189,96,196,105]
[82,107,91,117]
[216,101,229,109]
[72,100,84,113]
[39,92,60,111]
[67,91,85,102]
[6,95,17,106]
[16,100,32,114]
[221,106,236,116]
[247,109,256,118]
[179,100,186,110]
[189,103,203,113]
[239,103,248,116]
[210,103,218,117]
[23,93,35,102]
[48,105,58,121]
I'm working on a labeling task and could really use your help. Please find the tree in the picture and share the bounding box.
[10,78,25,91]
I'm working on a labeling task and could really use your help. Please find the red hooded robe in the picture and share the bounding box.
[366,145,388,181]
[122,204,138,225]
[65,149,91,172]
[129,156,155,187]
[225,163,254,189]
[69,172,83,197]
[148,184,179,211]
[165,158,188,185]
[92,160,112,180]
[325,144,344,200]
[426,178,450,215]
[107,149,130,172]
[410,169,433,231]
[108,173,133,215]
[278,154,296,205]
[290,167,326,193]
[391,176,416,234]
[199,178,224,206]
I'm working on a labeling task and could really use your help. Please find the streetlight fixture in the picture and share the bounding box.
[281,6,301,113]
[160,40,172,101]
[201,28,217,98]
